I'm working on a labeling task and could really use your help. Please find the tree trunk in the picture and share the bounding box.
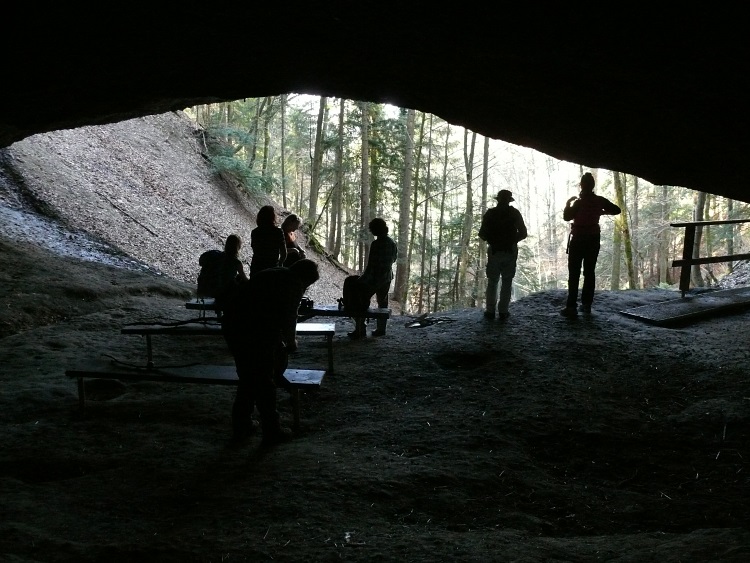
[456,129,476,305]
[280,95,287,209]
[407,112,426,307]
[309,96,327,230]
[328,99,345,258]
[358,101,371,271]
[476,136,490,308]
[612,171,636,289]
[433,123,450,313]
[394,108,415,308]
[417,115,434,314]
[691,191,707,287]
[726,198,734,273]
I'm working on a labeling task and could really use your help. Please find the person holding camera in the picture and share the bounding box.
[560,172,621,318]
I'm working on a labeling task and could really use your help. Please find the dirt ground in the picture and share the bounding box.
[1,112,748,562]
[1,234,749,562]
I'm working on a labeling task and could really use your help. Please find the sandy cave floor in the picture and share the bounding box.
[1,235,749,562]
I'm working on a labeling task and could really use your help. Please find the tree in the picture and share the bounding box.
[394,108,415,308]
[691,191,708,288]
[309,96,327,228]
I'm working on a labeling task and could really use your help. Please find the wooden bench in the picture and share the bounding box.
[186,298,392,333]
[121,321,336,372]
[297,304,392,333]
[65,359,325,430]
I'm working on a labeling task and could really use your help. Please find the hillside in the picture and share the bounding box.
[0,111,349,311]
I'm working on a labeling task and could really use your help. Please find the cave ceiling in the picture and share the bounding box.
[4,6,748,201]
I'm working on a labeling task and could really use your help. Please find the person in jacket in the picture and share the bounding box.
[221,258,320,446]
[250,205,287,277]
[478,189,528,321]
[349,218,398,339]
[560,172,621,318]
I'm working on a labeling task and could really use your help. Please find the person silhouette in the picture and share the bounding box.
[478,189,528,321]
[560,172,621,317]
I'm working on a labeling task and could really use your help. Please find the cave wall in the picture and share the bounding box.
[4,6,749,201]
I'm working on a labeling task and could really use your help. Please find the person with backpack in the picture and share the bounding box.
[560,172,621,318]
[221,259,320,446]
[348,218,398,339]
[197,234,248,311]
[478,189,528,321]
[250,205,287,277]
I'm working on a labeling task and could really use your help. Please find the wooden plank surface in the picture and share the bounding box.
[65,360,325,389]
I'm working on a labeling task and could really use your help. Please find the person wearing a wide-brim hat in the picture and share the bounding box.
[478,189,528,321]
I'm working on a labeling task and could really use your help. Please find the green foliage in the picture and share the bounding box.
[209,155,277,194]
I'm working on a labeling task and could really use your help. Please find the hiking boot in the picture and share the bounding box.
[579,304,592,315]
[372,329,386,337]
[560,306,578,318]
[261,426,293,447]
[347,330,365,340]
[483,311,495,320]
[497,312,510,322]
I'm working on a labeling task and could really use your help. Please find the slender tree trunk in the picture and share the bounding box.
[691,191,707,287]
[476,135,489,308]
[612,171,635,289]
[280,95,287,209]
[456,129,476,305]
[309,96,327,230]
[433,123,450,313]
[329,99,345,258]
[407,112,426,306]
[417,115,434,314]
[359,101,371,271]
[658,185,670,284]
[727,198,734,273]
[394,109,415,308]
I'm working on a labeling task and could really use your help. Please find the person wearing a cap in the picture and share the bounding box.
[478,189,528,321]
[560,172,621,318]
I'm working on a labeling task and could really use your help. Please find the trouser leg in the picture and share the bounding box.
[375,286,389,332]
[226,336,256,439]
[566,241,584,308]
[254,346,281,434]
[581,239,600,306]
[485,275,499,312]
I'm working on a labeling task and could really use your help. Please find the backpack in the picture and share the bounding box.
[340,275,370,313]
[197,249,224,298]
[481,207,517,252]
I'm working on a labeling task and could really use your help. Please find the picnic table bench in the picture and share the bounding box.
[121,321,336,372]
[185,298,392,333]
[187,298,391,318]
[65,359,325,429]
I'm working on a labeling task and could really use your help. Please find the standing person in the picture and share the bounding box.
[221,259,320,446]
[281,213,307,267]
[349,217,398,339]
[478,189,528,321]
[250,205,287,277]
[560,172,621,318]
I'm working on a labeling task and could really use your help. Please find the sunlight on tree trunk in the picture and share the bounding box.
[395,109,415,307]
[691,191,707,288]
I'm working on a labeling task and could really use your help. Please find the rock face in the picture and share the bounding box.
[0,112,351,307]
[3,7,749,201]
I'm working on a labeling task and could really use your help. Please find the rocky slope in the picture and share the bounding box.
[0,111,350,307]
